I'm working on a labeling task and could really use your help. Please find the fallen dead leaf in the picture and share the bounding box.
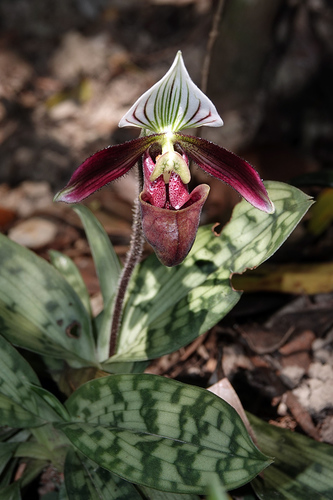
[208,377,257,445]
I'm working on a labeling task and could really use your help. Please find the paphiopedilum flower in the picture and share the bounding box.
[55,51,274,266]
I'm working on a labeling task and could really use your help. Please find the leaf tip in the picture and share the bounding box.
[266,200,275,214]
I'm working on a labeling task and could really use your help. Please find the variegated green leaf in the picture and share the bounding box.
[59,374,271,494]
[17,458,48,489]
[119,51,223,133]
[64,447,142,500]
[0,482,22,500]
[72,204,121,361]
[138,485,200,500]
[0,432,28,488]
[0,233,96,366]
[248,413,333,500]
[102,359,150,375]
[0,332,39,388]
[0,335,66,426]
[72,205,121,307]
[0,394,44,428]
[0,429,31,444]
[0,443,18,476]
[207,477,230,500]
[110,182,312,362]
[0,459,17,491]
[0,334,44,427]
[29,386,69,422]
[59,482,68,500]
[49,250,92,316]
[94,294,116,363]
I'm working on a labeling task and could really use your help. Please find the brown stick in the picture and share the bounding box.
[201,0,226,93]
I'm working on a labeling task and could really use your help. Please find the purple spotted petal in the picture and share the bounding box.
[174,133,275,214]
[55,134,162,203]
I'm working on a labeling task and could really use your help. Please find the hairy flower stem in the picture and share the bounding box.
[109,159,145,357]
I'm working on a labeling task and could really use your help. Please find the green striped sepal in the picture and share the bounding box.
[59,374,271,495]
[118,51,223,133]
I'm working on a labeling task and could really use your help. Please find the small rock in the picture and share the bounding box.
[0,181,54,218]
[293,362,333,416]
[280,365,306,388]
[280,351,312,373]
[222,345,254,377]
[48,101,79,121]
[312,328,333,364]
[277,400,288,417]
[309,361,333,382]
[314,349,333,364]
[8,217,58,249]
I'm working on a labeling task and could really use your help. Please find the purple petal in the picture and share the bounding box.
[55,134,162,203]
[140,184,210,267]
[174,133,275,214]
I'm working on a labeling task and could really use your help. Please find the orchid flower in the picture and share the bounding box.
[55,51,274,266]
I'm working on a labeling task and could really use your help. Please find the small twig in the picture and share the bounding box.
[179,331,210,362]
[109,161,145,357]
[237,325,296,355]
[285,391,321,441]
[201,0,226,94]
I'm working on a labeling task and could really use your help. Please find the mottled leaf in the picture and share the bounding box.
[17,458,47,489]
[72,205,121,306]
[0,443,18,476]
[49,250,92,316]
[0,429,31,444]
[0,432,28,488]
[59,374,271,494]
[0,233,96,366]
[0,335,44,427]
[64,447,142,500]
[110,182,312,362]
[72,205,121,361]
[0,482,21,500]
[0,394,44,428]
[29,386,69,422]
[207,477,229,500]
[0,458,17,490]
[248,413,333,500]
[138,485,200,500]
[0,335,66,426]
